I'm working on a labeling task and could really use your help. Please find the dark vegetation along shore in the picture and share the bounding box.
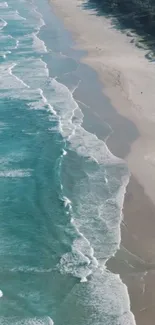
[83,0,155,57]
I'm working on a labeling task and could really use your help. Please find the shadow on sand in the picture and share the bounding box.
[81,0,155,59]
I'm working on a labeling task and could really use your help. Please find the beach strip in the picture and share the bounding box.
[50,1,155,324]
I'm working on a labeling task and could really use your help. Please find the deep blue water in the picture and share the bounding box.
[0,0,136,324]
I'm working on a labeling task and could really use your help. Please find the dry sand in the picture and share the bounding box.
[50,0,155,206]
[50,0,155,324]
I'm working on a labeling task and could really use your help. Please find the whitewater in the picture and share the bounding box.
[0,0,136,324]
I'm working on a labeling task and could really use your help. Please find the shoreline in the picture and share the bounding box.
[50,0,155,207]
[49,1,155,324]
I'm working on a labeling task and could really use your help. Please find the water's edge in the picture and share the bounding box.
[46,1,137,323]
[0,0,137,323]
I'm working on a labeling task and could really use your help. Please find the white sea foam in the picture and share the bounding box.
[71,218,99,268]
[0,67,26,92]
[62,149,67,156]
[24,62,129,284]
[9,63,30,88]
[0,2,8,8]
[0,150,27,165]
[15,10,26,20]
[59,200,99,282]
[38,88,56,115]
[15,39,19,49]
[9,58,58,116]
[0,169,32,177]
[0,61,56,114]
[17,33,48,56]
[0,62,30,94]
[8,266,54,273]
[0,317,54,325]
[31,6,45,29]
[80,277,88,283]
[0,18,7,30]
[0,290,3,298]
[27,88,57,119]
[0,35,17,51]
[12,58,49,89]
[32,32,47,53]
[57,267,136,325]
[0,0,133,321]
[63,196,72,208]
[50,77,122,164]
[0,52,10,59]
[1,10,27,21]
[50,69,131,318]
[59,249,92,281]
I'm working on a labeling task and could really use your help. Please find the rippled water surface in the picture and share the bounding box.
[0,0,135,324]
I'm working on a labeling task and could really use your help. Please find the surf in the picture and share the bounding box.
[0,0,136,324]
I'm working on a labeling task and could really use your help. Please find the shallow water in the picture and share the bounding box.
[0,0,136,324]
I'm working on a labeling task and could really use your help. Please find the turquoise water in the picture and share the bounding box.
[0,0,136,324]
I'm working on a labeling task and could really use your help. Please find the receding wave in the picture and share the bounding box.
[0,169,32,177]
[0,0,135,324]
[0,317,54,325]
[0,2,8,8]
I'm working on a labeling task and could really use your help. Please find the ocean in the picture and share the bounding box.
[0,0,136,324]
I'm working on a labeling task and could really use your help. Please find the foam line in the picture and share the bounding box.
[9,63,30,88]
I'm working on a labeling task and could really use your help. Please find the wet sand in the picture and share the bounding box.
[50,0,155,324]
[74,63,155,325]
[108,175,155,325]
[122,177,155,325]
[50,0,155,206]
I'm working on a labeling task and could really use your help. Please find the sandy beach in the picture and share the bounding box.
[50,0,155,324]
[50,0,155,206]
